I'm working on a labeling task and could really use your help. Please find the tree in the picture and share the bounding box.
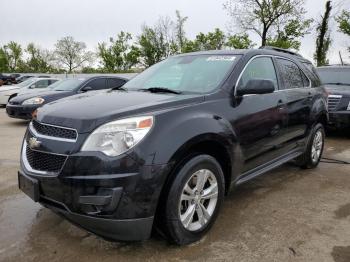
[54,36,93,73]
[138,26,165,67]
[336,10,350,52]
[224,0,309,46]
[175,10,188,52]
[5,41,22,71]
[98,32,140,71]
[182,28,226,52]
[26,43,54,72]
[267,18,313,50]
[314,1,332,66]
[0,47,9,72]
[226,33,255,49]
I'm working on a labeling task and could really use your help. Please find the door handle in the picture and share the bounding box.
[277,99,284,110]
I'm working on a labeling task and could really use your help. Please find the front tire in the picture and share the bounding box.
[296,123,325,169]
[162,155,225,245]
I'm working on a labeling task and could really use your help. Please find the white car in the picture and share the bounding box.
[0,78,59,105]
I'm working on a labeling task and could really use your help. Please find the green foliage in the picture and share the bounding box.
[182,28,226,52]
[25,43,54,73]
[226,33,255,49]
[314,1,332,66]
[267,19,313,50]
[0,47,9,72]
[336,10,350,53]
[4,41,23,71]
[175,10,188,52]
[138,26,167,67]
[98,32,140,71]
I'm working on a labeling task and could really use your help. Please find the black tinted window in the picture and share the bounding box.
[277,59,304,89]
[86,78,106,90]
[238,57,278,90]
[107,78,126,89]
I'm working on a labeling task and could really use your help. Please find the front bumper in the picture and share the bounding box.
[328,111,350,128]
[6,104,39,120]
[19,144,171,241]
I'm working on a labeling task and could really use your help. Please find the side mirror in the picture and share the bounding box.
[81,86,93,92]
[236,79,275,96]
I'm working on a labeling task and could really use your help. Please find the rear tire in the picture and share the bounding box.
[161,155,225,245]
[295,123,325,169]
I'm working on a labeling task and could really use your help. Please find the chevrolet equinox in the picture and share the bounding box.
[18,47,328,245]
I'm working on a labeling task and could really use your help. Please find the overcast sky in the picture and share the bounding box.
[1,0,349,64]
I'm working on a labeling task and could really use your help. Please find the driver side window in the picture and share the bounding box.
[238,57,278,90]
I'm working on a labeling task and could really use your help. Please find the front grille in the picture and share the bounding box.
[32,120,77,140]
[26,146,67,173]
[328,95,342,111]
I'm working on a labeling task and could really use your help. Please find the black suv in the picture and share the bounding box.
[317,66,350,129]
[18,48,328,245]
[7,76,128,120]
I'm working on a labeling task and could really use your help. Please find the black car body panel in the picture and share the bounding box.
[18,49,328,241]
[6,76,129,120]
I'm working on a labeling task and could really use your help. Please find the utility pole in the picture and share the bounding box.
[339,51,344,66]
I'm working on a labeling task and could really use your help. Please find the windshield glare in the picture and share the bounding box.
[51,79,85,91]
[123,55,239,94]
[317,68,350,85]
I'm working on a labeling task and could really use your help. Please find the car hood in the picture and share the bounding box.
[37,90,204,133]
[12,90,73,103]
[0,85,20,92]
[325,84,350,97]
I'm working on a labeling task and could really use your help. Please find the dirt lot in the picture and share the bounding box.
[0,107,350,262]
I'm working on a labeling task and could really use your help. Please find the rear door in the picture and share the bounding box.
[234,56,289,172]
[275,58,313,146]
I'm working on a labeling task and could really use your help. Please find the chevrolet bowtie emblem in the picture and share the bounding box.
[28,137,41,149]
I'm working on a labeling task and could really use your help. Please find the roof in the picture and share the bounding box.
[174,48,312,64]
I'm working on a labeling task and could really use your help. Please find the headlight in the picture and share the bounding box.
[22,97,45,105]
[81,116,154,157]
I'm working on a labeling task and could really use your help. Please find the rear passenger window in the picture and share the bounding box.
[277,59,305,89]
[86,78,106,90]
[237,57,278,90]
[107,78,126,89]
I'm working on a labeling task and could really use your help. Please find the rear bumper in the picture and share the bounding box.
[6,104,39,120]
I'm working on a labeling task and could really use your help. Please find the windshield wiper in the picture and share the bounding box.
[111,86,127,91]
[138,87,182,94]
[325,82,350,86]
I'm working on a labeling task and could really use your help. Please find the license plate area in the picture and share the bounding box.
[18,172,39,202]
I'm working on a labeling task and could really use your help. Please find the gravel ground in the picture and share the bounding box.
[0,107,350,262]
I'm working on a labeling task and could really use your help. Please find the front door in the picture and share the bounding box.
[233,56,289,172]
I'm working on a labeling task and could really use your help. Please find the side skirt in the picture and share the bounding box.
[234,149,303,186]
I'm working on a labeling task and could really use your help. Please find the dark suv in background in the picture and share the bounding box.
[317,66,350,129]
[7,76,128,120]
[18,47,328,245]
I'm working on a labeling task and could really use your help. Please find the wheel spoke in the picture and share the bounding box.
[202,182,218,199]
[196,170,209,191]
[199,203,211,221]
[196,205,206,226]
[181,193,194,201]
[184,183,194,195]
[181,204,196,228]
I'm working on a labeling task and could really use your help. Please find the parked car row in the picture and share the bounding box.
[0,73,51,86]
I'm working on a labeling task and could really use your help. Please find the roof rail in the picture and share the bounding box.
[259,46,303,58]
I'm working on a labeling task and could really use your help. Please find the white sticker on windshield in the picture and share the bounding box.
[207,56,236,62]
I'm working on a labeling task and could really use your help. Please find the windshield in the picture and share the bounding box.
[123,55,240,94]
[51,79,85,91]
[17,78,36,88]
[317,68,350,85]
